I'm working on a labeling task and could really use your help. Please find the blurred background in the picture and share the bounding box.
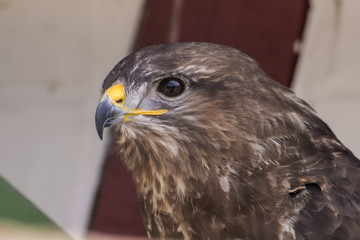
[0,0,359,239]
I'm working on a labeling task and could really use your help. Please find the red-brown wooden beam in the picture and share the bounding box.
[137,0,309,87]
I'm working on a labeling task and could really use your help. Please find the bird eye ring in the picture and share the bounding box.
[157,77,185,97]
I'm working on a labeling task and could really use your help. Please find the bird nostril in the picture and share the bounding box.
[116,99,123,104]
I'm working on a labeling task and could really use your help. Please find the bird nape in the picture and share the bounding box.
[95,42,360,240]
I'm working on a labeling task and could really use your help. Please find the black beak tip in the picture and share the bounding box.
[95,101,106,141]
[97,126,104,140]
[95,115,104,140]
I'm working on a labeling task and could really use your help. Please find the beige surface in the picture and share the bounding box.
[0,220,147,240]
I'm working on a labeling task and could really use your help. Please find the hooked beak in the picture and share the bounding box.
[95,84,168,140]
[95,94,125,140]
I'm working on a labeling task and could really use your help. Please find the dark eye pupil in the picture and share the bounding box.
[158,78,185,97]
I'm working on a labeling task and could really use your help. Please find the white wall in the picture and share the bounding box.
[0,0,145,239]
[293,0,360,158]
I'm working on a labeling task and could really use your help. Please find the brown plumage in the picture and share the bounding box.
[95,42,360,239]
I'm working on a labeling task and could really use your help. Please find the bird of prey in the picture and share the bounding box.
[95,42,360,239]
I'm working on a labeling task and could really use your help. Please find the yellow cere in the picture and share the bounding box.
[103,84,168,119]
[103,84,125,106]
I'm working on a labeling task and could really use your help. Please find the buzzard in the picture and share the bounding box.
[95,42,360,239]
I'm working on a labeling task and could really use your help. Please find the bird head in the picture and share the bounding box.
[95,42,317,176]
[96,42,261,139]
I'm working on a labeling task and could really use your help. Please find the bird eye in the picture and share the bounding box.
[157,78,185,97]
